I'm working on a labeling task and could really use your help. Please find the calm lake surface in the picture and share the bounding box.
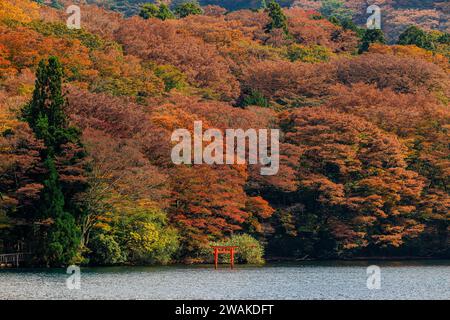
[1,260,449,300]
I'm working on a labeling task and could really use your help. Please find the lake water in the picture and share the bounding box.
[0,260,449,300]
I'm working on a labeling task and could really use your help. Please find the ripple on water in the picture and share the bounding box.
[0,261,449,300]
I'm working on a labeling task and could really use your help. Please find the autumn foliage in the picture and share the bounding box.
[0,0,448,263]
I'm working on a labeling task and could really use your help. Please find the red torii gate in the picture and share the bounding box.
[211,246,239,269]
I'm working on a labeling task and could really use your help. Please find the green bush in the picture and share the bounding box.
[174,1,203,18]
[154,65,187,91]
[242,90,269,108]
[320,0,354,21]
[89,234,125,265]
[437,32,450,45]
[27,21,104,50]
[139,3,160,19]
[157,4,176,20]
[117,209,180,265]
[398,26,435,51]
[139,3,175,20]
[88,207,179,265]
[359,29,385,54]
[286,44,331,63]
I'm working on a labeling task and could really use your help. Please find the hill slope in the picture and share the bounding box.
[0,0,449,265]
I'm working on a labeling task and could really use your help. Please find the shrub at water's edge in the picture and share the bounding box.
[200,235,265,265]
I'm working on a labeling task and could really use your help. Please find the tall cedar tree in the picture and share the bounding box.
[22,57,83,266]
[265,1,288,34]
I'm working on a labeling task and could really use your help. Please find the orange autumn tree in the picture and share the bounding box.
[0,25,95,81]
[0,105,45,225]
[146,96,274,254]
[269,107,425,257]
[368,44,449,72]
[325,83,450,255]
[333,53,449,95]
[115,17,240,101]
[286,7,358,53]
[65,88,274,256]
[0,0,39,24]
[0,44,15,77]
[240,59,334,108]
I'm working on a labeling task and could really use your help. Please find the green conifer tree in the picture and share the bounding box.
[265,1,288,34]
[41,157,80,265]
[23,57,79,153]
[23,57,82,266]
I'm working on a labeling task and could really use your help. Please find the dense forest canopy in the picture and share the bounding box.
[0,0,448,266]
[80,0,449,41]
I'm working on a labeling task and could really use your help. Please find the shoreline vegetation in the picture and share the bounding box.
[2,257,450,270]
[0,0,449,268]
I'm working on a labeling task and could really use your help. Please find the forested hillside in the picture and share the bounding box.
[0,0,449,266]
[293,0,449,41]
[81,0,449,42]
